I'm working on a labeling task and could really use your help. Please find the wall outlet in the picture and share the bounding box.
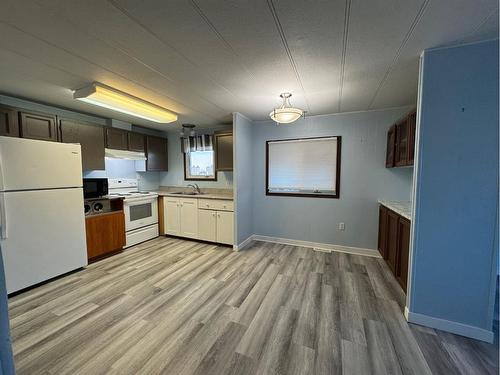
[338,222,345,231]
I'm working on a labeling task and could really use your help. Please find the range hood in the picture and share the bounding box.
[105,148,146,160]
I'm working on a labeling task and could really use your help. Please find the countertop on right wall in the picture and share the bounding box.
[378,199,412,220]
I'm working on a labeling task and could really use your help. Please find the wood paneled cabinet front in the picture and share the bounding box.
[198,202,234,245]
[85,211,126,260]
[162,197,198,238]
[0,105,19,137]
[128,131,145,152]
[105,127,128,150]
[215,131,233,171]
[19,110,57,141]
[59,119,105,171]
[378,204,411,293]
[146,135,168,171]
[386,109,416,168]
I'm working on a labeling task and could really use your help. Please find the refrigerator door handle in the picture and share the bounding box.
[0,193,6,239]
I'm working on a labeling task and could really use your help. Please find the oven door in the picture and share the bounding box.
[124,198,158,232]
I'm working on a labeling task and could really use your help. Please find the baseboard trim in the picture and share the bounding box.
[233,235,254,251]
[250,234,381,258]
[406,308,494,343]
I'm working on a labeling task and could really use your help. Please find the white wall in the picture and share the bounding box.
[159,130,233,188]
[249,107,414,250]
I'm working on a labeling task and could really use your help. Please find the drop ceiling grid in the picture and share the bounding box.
[0,0,497,128]
[340,0,426,113]
[367,0,430,110]
[271,0,346,116]
[371,0,499,109]
[0,6,219,127]
[31,0,233,119]
[193,0,308,114]
[110,0,272,115]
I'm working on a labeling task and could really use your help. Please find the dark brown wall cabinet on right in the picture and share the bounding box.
[215,131,233,171]
[146,135,168,171]
[378,205,410,293]
[386,109,416,168]
[0,105,19,137]
[19,110,58,142]
[59,119,105,171]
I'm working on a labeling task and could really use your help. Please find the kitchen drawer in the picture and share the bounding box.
[198,199,233,211]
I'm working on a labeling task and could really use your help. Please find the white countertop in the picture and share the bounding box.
[155,191,233,201]
[378,200,412,220]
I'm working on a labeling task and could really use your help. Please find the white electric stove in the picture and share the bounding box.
[108,178,159,248]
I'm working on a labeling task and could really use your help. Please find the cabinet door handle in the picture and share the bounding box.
[212,213,216,217]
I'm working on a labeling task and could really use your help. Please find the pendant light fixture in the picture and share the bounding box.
[269,93,304,124]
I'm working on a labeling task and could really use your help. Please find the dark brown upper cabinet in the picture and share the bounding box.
[407,111,416,165]
[59,119,105,171]
[146,135,168,171]
[105,127,128,150]
[386,109,416,168]
[0,105,19,137]
[395,118,409,167]
[386,125,396,168]
[215,131,233,171]
[19,110,57,142]
[128,132,145,152]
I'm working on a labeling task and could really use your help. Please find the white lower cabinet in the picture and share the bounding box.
[164,198,181,236]
[163,196,233,245]
[163,197,198,239]
[198,209,217,242]
[216,210,234,245]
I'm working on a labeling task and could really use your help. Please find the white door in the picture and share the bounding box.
[179,198,198,239]
[198,209,216,242]
[217,211,234,245]
[0,188,87,293]
[0,136,83,191]
[164,198,180,236]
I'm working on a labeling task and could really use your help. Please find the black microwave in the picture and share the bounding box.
[83,178,108,199]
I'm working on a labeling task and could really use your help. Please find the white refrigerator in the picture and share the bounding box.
[0,136,87,294]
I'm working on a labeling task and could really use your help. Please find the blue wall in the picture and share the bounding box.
[250,107,414,250]
[409,40,499,336]
[233,113,254,245]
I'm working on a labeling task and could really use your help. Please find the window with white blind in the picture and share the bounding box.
[266,136,341,198]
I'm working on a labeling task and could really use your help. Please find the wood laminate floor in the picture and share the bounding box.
[8,237,499,374]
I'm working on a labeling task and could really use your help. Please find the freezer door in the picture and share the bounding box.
[0,136,83,191]
[0,188,87,293]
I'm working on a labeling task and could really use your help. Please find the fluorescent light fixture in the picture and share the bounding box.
[269,93,304,124]
[73,82,177,123]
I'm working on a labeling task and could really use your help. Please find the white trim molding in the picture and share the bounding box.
[233,235,254,251]
[405,307,494,343]
[237,234,381,258]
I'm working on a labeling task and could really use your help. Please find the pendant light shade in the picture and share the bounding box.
[269,93,304,124]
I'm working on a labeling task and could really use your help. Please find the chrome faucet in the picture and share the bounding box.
[187,183,201,194]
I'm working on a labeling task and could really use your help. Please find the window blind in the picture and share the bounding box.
[267,137,339,195]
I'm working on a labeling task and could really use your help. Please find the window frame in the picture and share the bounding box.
[265,136,341,199]
[183,147,217,181]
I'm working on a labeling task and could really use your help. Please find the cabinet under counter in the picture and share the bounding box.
[378,202,411,293]
[158,195,234,245]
